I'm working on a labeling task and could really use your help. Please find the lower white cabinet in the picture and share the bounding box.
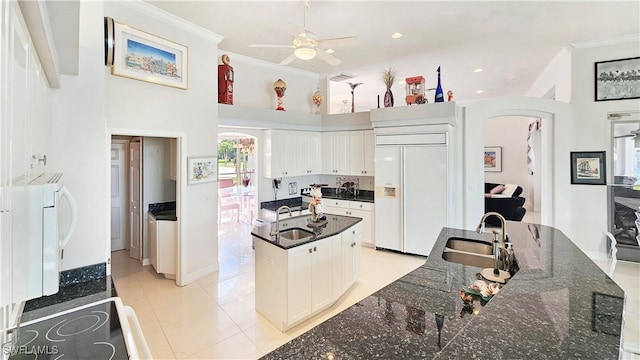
[254,223,362,331]
[324,200,375,247]
[341,223,362,293]
[147,214,176,278]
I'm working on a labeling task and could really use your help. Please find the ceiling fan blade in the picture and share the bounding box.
[279,53,297,66]
[615,134,634,138]
[248,44,294,48]
[315,50,341,66]
[317,36,359,49]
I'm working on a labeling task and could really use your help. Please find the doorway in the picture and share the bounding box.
[217,130,258,281]
[109,135,179,281]
[483,116,543,224]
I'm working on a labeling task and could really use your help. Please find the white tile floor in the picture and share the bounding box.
[111,221,640,360]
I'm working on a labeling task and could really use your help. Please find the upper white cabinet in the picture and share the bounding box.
[348,130,375,176]
[322,131,350,175]
[264,129,322,178]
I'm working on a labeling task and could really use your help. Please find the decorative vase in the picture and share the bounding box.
[312,88,323,115]
[435,66,444,103]
[384,88,394,107]
[273,79,287,111]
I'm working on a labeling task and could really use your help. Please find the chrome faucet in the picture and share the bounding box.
[476,211,507,248]
[476,211,511,282]
[269,205,292,239]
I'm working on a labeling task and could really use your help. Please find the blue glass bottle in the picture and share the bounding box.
[435,66,444,103]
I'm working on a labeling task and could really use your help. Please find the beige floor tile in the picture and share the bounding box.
[187,332,262,360]
[242,317,295,355]
[220,293,261,331]
[217,273,255,305]
[162,309,243,359]
[140,323,176,360]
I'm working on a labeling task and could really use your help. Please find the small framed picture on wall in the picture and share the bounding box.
[484,147,502,172]
[570,151,606,185]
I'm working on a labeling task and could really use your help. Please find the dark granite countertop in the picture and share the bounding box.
[252,214,362,250]
[261,222,626,359]
[149,201,177,221]
[20,277,117,323]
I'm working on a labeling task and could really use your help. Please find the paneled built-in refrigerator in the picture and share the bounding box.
[375,133,449,257]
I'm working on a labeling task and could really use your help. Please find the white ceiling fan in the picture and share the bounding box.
[248,1,359,66]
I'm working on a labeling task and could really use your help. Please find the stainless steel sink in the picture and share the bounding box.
[441,251,501,268]
[279,228,315,241]
[445,237,493,255]
[442,237,498,268]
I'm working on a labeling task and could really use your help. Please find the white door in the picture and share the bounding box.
[110,141,128,251]
[403,146,448,256]
[374,146,402,251]
[129,139,142,260]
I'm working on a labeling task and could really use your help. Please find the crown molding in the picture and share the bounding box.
[117,0,224,44]
[571,33,639,49]
[218,50,322,79]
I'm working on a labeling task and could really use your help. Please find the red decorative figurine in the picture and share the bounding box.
[218,54,233,105]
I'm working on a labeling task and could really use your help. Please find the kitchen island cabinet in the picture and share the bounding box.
[261,221,626,359]
[253,214,362,331]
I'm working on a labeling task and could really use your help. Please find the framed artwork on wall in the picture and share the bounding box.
[188,156,217,185]
[111,21,188,89]
[484,147,502,172]
[595,57,640,101]
[570,151,606,185]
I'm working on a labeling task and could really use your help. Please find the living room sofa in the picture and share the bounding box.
[484,182,527,226]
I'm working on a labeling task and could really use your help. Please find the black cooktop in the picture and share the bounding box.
[9,299,128,359]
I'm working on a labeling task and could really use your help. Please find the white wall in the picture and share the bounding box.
[524,40,640,256]
[50,1,107,271]
[105,1,222,284]
[220,51,323,115]
[484,116,536,210]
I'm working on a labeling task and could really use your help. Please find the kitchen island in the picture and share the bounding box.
[253,214,363,331]
[260,221,626,359]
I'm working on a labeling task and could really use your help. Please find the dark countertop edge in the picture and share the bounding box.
[252,214,363,250]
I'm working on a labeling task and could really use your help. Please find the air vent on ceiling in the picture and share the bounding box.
[329,73,357,82]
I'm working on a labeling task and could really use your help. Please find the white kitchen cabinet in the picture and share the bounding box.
[348,130,375,176]
[287,237,333,325]
[341,223,362,292]
[322,131,350,175]
[298,131,321,175]
[324,200,375,247]
[264,130,321,178]
[147,214,176,278]
[254,221,362,332]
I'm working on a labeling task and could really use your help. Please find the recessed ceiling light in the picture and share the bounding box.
[325,48,335,54]
[476,90,484,94]
[473,68,483,73]
[391,32,403,39]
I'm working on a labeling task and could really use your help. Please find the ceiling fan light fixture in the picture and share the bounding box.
[294,45,316,60]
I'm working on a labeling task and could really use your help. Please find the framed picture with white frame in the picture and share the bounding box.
[188,156,217,185]
[484,147,502,172]
[111,21,188,89]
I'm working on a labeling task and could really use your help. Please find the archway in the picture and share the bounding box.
[463,96,572,231]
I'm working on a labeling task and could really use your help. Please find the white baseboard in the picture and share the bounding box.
[182,263,219,285]
[142,258,150,266]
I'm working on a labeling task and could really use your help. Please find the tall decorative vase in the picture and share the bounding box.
[434,66,444,103]
[273,79,287,111]
[312,88,323,115]
[384,88,394,107]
